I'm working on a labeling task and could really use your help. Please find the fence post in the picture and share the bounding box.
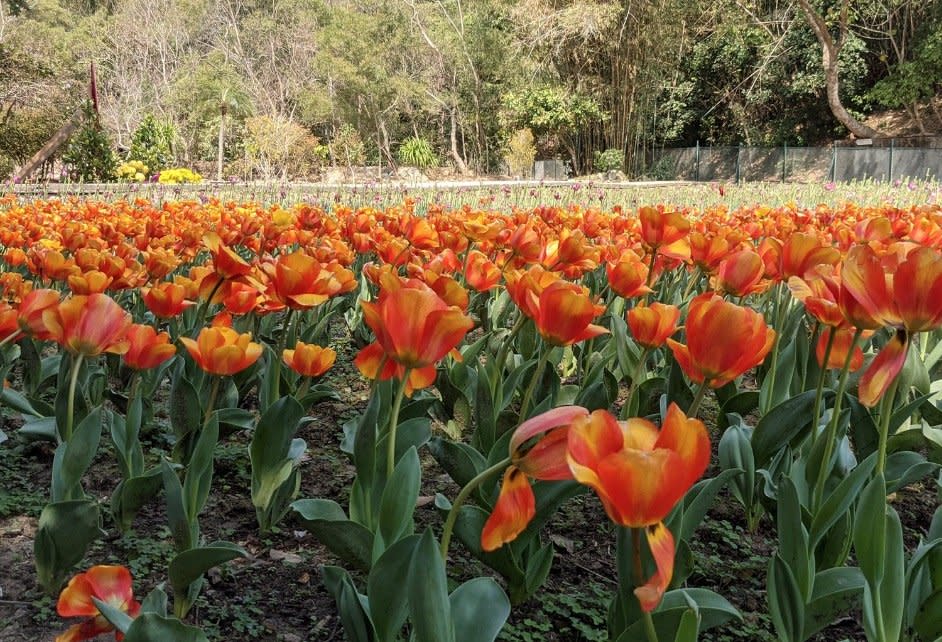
[888,139,894,182]
[782,143,787,183]
[830,145,837,182]
[695,141,700,181]
[735,144,741,184]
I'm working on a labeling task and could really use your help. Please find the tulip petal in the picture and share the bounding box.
[481,467,536,551]
[634,522,675,613]
[653,403,711,492]
[858,331,909,407]
[510,405,589,456]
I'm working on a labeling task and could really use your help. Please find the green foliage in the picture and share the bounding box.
[129,115,174,174]
[398,136,437,169]
[503,128,536,178]
[62,103,117,182]
[500,86,606,140]
[593,148,623,173]
[868,30,942,108]
[330,124,366,167]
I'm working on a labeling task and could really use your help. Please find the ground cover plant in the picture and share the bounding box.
[0,190,940,641]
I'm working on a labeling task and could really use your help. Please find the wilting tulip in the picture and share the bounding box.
[283,341,336,378]
[43,294,132,357]
[123,324,176,370]
[627,302,680,349]
[180,326,263,376]
[567,404,710,611]
[667,293,775,388]
[56,565,140,642]
[481,406,590,551]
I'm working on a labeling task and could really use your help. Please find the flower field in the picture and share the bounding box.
[0,190,940,642]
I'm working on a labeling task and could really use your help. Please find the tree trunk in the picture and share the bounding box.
[797,0,883,139]
[217,104,227,182]
[449,108,469,175]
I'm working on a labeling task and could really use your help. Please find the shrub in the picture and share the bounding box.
[243,115,321,180]
[157,167,202,184]
[594,148,623,173]
[330,124,366,167]
[62,102,117,182]
[503,128,536,178]
[397,137,437,169]
[116,160,149,182]
[129,115,174,173]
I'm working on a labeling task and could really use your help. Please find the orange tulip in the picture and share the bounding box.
[221,281,260,315]
[262,251,354,310]
[355,274,473,392]
[639,206,691,260]
[816,326,864,372]
[43,294,132,357]
[667,293,775,388]
[67,270,112,295]
[142,282,194,319]
[511,275,608,347]
[787,266,845,328]
[179,326,263,376]
[56,565,140,642]
[481,406,590,551]
[606,250,652,299]
[0,301,22,342]
[628,303,680,349]
[283,341,336,378]
[17,288,60,340]
[204,232,252,279]
[841,244,942,405]
[464,250,501,291]
[715,249,766,297]
[567,404,709,611]
[123,324,176,370]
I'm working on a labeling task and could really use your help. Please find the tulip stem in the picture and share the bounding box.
[622,347,651,420]
[493,313,527,382]
[63,353,84,442]
[687,381,708,418]
[811,328,863,512]
[809,324,836,451]
[520,349,551,420]
[192,276,225,333]
[439,457,512,560]
[386,369,411,478]
[203,377,221,430]
[762,283,788,414]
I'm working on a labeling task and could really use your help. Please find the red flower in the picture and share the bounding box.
[56,565,140,642]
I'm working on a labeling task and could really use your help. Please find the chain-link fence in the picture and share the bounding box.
[650,140,942,182]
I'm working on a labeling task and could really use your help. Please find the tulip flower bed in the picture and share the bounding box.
[0,194,940,642]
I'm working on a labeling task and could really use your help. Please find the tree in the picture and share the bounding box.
[795,0,882,138]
